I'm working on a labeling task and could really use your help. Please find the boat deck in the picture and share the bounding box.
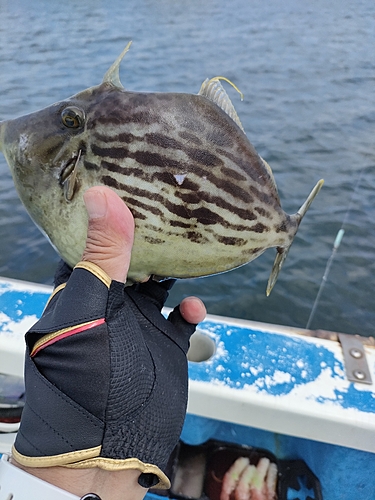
[1,277,374,499]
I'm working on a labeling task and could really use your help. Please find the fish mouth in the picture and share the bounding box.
[59,150,83,202]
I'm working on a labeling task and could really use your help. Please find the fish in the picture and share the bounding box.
[0,42,323,295]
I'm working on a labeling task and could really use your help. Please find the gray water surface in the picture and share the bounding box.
[0,0,374,335]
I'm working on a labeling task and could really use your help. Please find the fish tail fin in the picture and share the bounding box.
[295,178,325,221]
[266,179,324,296]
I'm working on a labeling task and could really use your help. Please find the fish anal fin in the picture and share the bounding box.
[266,246,290,296]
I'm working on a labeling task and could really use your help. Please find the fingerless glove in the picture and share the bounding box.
[13,261,197,489]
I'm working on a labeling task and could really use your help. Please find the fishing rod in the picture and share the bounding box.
[306,168,365,330]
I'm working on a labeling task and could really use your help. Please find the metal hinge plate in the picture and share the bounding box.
[338,333,373,385]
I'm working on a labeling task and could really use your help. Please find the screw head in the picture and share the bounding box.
[349,348,363,359]
[353,369,366,381]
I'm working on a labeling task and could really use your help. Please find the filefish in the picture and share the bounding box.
[0,43,323,294]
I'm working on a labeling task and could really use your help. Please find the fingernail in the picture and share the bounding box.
[84,189,107,219]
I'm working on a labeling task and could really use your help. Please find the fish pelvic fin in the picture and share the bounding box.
[266,178,324,296]
[102,41,132,88]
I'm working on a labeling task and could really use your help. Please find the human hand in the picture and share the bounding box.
[12,187,206,498]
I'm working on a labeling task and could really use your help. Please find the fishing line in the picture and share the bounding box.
[306,168,365,330]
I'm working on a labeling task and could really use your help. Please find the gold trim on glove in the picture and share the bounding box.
[11,445,101,468]
[65,457,170,489]
[74,261,112,288]
[11,445,170,490]
[44,283,66,310]
[30,318,106,357]
[45,261,111,310]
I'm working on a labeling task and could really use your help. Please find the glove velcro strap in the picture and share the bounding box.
[14,353,105,458]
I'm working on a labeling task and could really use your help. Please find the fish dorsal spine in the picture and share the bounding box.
[102,41,132,89]
[198,76,246,134]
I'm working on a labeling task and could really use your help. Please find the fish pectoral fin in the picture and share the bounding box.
[266,247,290,296]
[198,77,246,134]
[62,150,83,202]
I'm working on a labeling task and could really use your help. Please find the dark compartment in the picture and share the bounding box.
[151,440,323,500]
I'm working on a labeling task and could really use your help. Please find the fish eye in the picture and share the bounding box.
[61,106,85,129]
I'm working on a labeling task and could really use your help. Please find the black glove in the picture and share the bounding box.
[13,260,197,489]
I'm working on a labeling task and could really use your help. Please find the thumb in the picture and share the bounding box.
[81,186,135,283]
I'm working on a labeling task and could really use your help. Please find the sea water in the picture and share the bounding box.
[0,0,374,336]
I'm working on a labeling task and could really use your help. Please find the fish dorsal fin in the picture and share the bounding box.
[102,41,132,88]
[198,76,246,134]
